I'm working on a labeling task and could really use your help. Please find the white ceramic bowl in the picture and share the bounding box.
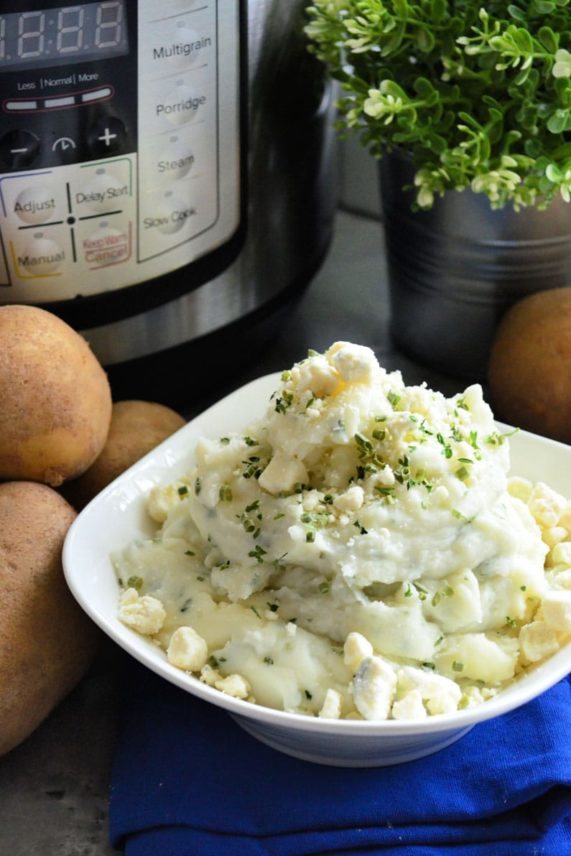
[63,374,571,767]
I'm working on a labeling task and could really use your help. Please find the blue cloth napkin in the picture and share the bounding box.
[109,661,571,856]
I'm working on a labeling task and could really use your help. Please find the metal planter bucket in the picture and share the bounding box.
[379,152,571,381]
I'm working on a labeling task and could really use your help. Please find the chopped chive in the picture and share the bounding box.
[219,484,233,502]
[248,545,267,563]
[387,391,401,408]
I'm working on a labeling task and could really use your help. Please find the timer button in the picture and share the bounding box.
[21,232,64,275]
[87,116,127,156]
[0,130,40,169]
[14,185,57,225]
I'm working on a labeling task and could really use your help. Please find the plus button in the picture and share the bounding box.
[88,116,126,156]
[98,127,117,147]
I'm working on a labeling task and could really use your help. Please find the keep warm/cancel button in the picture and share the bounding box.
[82,220,131,268]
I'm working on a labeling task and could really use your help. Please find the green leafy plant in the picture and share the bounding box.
[305,0,571,208]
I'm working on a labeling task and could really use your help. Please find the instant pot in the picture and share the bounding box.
[0,0,336,402]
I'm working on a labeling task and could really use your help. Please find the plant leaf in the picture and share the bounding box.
[538,26,558,52]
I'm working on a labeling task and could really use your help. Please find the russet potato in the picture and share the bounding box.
[0,305,112,486]
[488,288,571,444]
[63,400,186,509]
[0,481,99,757]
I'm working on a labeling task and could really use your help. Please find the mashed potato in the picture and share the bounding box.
[114,343,571,720]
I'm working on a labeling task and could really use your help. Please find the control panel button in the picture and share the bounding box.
[167,22,204,69]
[87,116,127,156]
[0,130,40,169]
[5,100,38,112]
[75,168,129,214]
[20,232,64,274]
[158,80,205,126]
[81,87,113,105]
[14,185,57,225]
[156,136,195,180]
[143,190,196,235]
[82,220,131,268]
[44,96,76,109]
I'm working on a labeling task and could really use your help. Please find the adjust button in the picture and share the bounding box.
[14,185,58,225]
[87,116,127,156]
[0,130,40,169]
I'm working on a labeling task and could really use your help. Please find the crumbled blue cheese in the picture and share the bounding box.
[114,342,571,720]
[119,588,166,635]
[352,656,397,721]
[167,626,208,671]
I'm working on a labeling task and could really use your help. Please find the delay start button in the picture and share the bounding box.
[75,168,129,214]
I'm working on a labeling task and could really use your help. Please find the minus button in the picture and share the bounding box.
[44,95,76,108]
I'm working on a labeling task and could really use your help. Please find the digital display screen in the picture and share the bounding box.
[0,2,128,71]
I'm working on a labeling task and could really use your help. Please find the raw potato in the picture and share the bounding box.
[488,288,571,444]
[0,481,99,757]
[0,305,112,486]
[63,400,186,509]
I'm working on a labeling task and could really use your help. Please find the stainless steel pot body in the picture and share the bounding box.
[83,0,336,366]
[380,152,571,381]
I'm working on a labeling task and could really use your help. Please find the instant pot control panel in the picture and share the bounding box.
[0,0,240,305]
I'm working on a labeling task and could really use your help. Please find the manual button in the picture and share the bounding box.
[17,231,64,275]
